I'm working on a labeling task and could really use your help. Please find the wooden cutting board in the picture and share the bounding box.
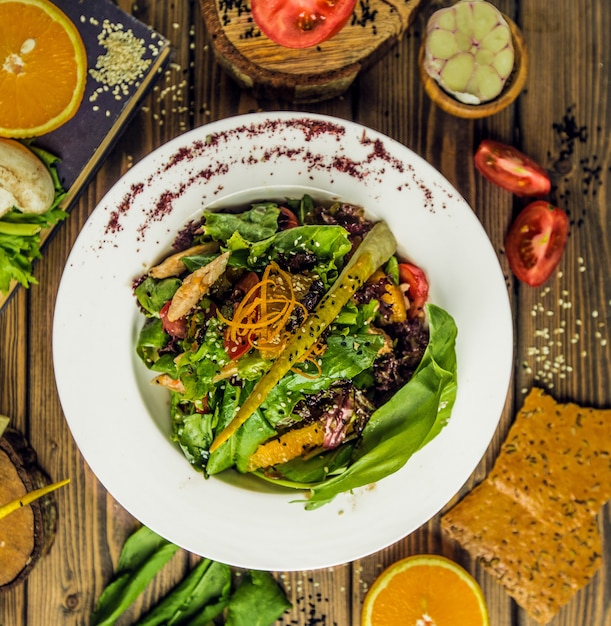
[199,0,423,103]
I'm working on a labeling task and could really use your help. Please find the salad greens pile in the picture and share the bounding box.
[134,196,458,508]
[91,526,291,626]
[0,144,67,294]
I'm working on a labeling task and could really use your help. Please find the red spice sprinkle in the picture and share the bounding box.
[98,117,446,249]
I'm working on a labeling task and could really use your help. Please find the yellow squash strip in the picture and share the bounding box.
[210,221,397,452]
[0,478,70,521]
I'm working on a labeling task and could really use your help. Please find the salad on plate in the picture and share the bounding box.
[134,195,458,508]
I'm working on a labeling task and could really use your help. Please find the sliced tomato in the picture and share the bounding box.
[278,206,299,230]
[475,139,551,197]
[159,301,188,339]
[505,201,569,287]
[398,262,429,318]
[224,331,251,360]
[251,0,357,49]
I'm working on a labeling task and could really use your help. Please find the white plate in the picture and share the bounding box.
[53,112,512,571]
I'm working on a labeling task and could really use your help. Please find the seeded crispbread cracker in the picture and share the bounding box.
[489,387,611,530]
[441,479,602,624]
[441,388,611,624]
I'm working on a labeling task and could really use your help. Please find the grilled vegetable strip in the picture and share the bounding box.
[167,251,230,321]
[149,242,220,279]
[210,221,397,452]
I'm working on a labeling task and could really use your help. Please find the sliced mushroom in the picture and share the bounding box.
[149,241,220,279]
[167,251,231,321]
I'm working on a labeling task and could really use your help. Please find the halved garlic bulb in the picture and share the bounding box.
[423,0,515,105]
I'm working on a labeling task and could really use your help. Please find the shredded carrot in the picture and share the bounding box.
[218,262,310,360]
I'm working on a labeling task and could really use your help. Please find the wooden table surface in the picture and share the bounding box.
[1,0,609,624]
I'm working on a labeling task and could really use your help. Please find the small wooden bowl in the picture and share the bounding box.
[418,16,528,119]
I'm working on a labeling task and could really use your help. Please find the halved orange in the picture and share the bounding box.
[361,554,489,626]
[0,0,87,137]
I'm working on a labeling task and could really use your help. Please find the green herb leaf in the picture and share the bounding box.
[224,570,292,626]
[90,526,179,626]
[135,559,231,626]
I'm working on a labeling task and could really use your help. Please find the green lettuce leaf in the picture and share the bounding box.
[0,144,67,294]
[204,202,280,242]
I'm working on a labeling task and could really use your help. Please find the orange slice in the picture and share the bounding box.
[0,0,87,137]
[247,421,325,472]
[361,554,489,626]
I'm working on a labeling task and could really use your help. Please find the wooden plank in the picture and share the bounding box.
[199,0,422,102]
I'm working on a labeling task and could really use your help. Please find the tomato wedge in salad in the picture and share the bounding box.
[398,262,429,318]
[505,201,569,287]
[251,0,357,49]
[160,301,188,338]
[475,139,551,197]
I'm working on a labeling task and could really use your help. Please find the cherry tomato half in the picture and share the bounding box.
[475,139,551,197]
[398,262,429,318]
[278,206,300,230]
[505,201,569,287]
[159,301,188,339]
[251,0,357,49]
[224,331,251,360]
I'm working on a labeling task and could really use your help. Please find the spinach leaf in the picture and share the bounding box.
[135,559,231,625]
[225,571,292,626]
[173,408,215,468]
[303,304,458,509]
[92,526,291,626]
[91,526,179,626]
[207,387,277,475]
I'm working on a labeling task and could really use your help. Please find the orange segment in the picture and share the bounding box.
[247,421,325,472]
[361,554,489,626]
[0,0,87,137]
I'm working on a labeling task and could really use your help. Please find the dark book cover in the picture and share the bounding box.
[0,0,172,311]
